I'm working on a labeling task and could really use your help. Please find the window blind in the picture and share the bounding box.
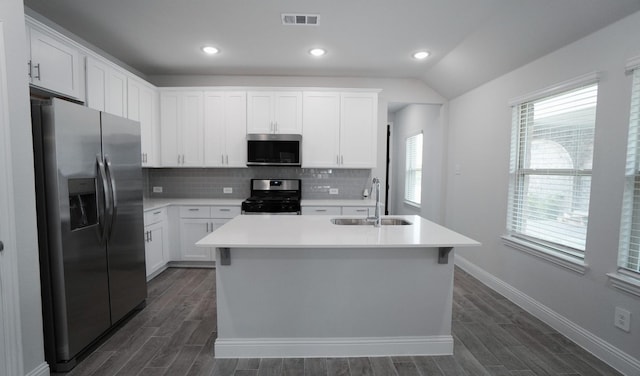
[405,133,423,205]
[619,68,640,273]
[507,83,598,254]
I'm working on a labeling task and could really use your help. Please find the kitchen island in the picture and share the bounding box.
[196,214,479,358]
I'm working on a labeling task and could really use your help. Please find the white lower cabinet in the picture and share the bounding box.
[144,222,167,277]
[143,207,168,278]
[301,206,342,215]
[178,205,240,262]
[342,206,373,216]
[301,205,374,215]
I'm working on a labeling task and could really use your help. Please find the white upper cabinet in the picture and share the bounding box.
[160,91,205,167]
[86,56,127,117]
[26,20,84,101]
[203,91,247,167]
[302,92,341,167]
[340,92,378,168]
[302,91,378,168]
[247,91,302,134]
[128,78,159,167]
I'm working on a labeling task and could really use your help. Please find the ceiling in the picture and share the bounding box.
[24,0,640,99]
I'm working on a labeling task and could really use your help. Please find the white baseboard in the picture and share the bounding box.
[25,362,49,376]
[215,336,453,359]
[455,255,640,376]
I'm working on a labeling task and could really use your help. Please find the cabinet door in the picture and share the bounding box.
[179,218,213,261]
[302,92,340,167]
[273,91,302,134]
[340,92,377,168]
[29,27,83,100]
[144,223,167,277]
[180,91,204,167]
[224,92,248,167]
[105,68,127,117]
[86,57,107,111]
[129,80,157,167]
[203,92,225,167]
[247,91,273,133]
[160,91,180,166]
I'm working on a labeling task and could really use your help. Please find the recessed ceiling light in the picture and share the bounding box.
[309,48,326,57]
[202,46,219,55]
[412,51,430,60]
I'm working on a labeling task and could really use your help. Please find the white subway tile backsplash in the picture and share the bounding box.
[143,167,372,199]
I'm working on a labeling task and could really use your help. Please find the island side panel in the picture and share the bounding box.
[214,246,455,358]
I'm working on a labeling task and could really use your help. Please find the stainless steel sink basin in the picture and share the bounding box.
[330,218,412,226]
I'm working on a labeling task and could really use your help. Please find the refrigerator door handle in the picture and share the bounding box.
[104,155,118,242]
[96,155,111,244]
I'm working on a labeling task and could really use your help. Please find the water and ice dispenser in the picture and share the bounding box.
[68,178,98,231]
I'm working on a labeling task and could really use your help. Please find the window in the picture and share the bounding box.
[619,66,640,275]
[405,132,422,206]
[507,82,598,257]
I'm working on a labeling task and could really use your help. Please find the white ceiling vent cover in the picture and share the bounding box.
[281,14,320,26]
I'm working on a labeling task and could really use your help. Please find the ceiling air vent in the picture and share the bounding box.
[281,14,320,26]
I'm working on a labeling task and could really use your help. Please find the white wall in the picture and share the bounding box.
[0,0,47,375]
[391,104,446,223]
[446,10,640,374]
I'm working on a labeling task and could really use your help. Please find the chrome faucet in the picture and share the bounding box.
[367,177,382,227]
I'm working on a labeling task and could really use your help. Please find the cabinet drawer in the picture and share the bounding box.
[301,206,342,215]
[144,207,167,225]
[179,206,211,218]
[342,206,372,216]
[211,206,241,218]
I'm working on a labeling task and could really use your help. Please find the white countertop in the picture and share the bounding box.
[144,198,378,211]
[144,198,245,211]
[196,214,480,249]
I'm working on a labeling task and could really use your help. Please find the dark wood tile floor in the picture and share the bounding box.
[59,267,623,376]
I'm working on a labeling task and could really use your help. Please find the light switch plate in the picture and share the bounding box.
[329,188,339,195]
[152,186,163,193]
[223,187,233,194]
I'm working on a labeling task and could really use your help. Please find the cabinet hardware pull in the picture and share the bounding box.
[28,61,32,78]
[1,240,4,252]
[210,222,214,232]
[225,155,228,164]
[153,211,161,215]
[316,209,327,212]
[177,155,180,164]
[341,155,344,165]
[34,63,41,80]
[206,223,209,232]
[221,154,224,164]
[220,209,230,212]
[150,231,153,241]
[336,155,340,164]
[188,208,199,211]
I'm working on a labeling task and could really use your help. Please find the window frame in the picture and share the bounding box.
[505,73,600,263]
[404,131,423,207]
[617,59,640,280]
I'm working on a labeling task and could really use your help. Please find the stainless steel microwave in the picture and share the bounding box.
[246,134,302,166]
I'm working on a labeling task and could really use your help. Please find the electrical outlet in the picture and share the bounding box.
[223,187,233,194]
[614,307,631,332]
[152,186,163,193]
[329,188,339,195]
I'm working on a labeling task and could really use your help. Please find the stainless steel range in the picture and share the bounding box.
[241,179,301,215]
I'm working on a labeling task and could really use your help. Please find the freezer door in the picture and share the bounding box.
[101,112,147,323]
[41,98,111,361]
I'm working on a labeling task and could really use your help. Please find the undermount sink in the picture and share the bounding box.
[330,218,412,226]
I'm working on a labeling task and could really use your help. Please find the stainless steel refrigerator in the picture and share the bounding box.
[32,98,147,372]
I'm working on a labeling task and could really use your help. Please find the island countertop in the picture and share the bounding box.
[196,214,480,249]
